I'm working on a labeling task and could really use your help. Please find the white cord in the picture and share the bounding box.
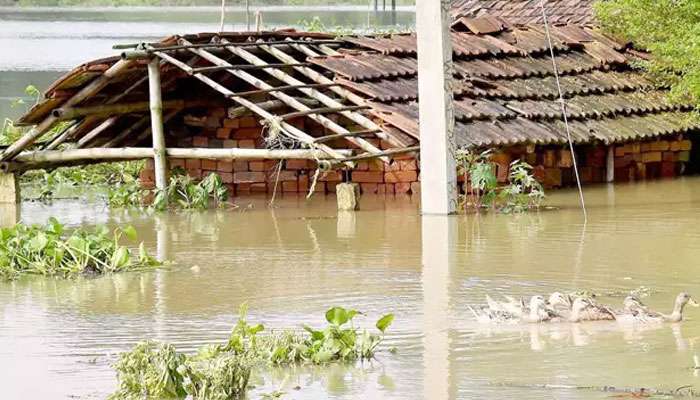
[540,0,588,222]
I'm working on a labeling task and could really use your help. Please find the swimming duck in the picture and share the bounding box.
[568,298,615,322]
[468,304,518,324]
[619,292,699,323]
[521,295,557,323]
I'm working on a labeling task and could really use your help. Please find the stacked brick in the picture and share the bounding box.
[138,107,693,195]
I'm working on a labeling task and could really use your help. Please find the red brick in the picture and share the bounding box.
[387,161,401,172]
[313,182,326,193]
[320,171,342,182]
[355,161,370,171]
[250,183,267,193]
[219,172,234,183]
[650,141,670,151]
[234,171,265,183]
[201,159,217,171]
[286,159,311,170]
[144,158,155,170]
[233,161,249,171]
[236,183,251,193]
[233,128,262,139]
[410,182,421,195]
[282,181,298,192]
[192,136,209,147]
[384,171,418,183]
[238,139,256,149]
[367,160,386,171]
[360,183,378,194]
[395,182,411,194]
[384,184,395,194]
[661,161,675,178]
[680,140,692,151]
[543,150,557,167]
[267,170,297,182]
[239,116,259,128]
[223,119,240,129]
[249,161,266,171]
[185,159,201,169]
[216,128,231,140]
[327,182,338,193]
[205,116,221,129]
[223,139,238,148]
[352,171,384,183]
[187,169,202,179]
[670,141,682,152]
[170,158,185,169]
[398,159,418,171]
[217,161,233,172]
[210,107,226,118]
[663,151,675,162]
[298,175,309,193]
[642,152,662,163]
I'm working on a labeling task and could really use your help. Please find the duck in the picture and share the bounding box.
[468,304,518,324]
[521,295,557,323]
[617,292,699,323]
[568,297,616,322]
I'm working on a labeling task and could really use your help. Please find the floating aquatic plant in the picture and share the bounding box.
[0,218,160,280]
[110,305,394,399]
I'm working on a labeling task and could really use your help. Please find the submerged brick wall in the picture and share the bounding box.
[139,108,693,195]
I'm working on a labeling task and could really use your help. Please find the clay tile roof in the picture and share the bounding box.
[313,25,700,148]
[451,0,597,26]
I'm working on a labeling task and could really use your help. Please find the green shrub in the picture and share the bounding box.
[0,218,160,280]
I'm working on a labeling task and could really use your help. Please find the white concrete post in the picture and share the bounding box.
[148,59,169,194]
[416,0,457,215]
[0,172,19,204]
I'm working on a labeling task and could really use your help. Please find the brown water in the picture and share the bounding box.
[3,178,700,399]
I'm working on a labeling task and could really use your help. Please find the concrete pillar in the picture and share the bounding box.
[606,145,615,183]
[416,0,457,215]
[336,182,360,211]
[421,215,454,399]
[0,172,19,204]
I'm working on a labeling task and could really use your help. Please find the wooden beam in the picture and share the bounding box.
[1,59,134,161]
[148,59,169,192]
[13,147,354,163]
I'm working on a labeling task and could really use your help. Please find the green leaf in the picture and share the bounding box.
[376,314,394,333]
[325,307,350,326]
[122,225,138,241]
[111,246,130,269]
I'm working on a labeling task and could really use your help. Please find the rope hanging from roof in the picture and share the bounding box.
[540,0,588,222]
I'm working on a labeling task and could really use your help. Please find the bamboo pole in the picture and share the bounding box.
[215,38,388,162]
[227,98,318,119]
[51,99,203,121]
[151,48,353,167]
[13,147,353,163]
[1,59,134,161]
[102,116,151,148]
[76,116,119,148]
[148,59,169,193]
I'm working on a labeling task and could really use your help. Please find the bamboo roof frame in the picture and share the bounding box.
[6,32,413,172]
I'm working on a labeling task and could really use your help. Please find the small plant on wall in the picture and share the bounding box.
[455,149,545,214]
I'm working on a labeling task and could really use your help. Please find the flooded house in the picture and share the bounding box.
[8,5,700,199]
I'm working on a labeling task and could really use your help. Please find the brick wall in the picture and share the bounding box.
[138,107,693,195]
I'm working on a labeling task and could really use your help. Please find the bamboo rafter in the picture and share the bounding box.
[215,38,389,162]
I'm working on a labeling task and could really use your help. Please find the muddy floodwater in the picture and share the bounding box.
[3,178,700,399]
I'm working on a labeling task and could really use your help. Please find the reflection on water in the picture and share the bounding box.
[3,178,700,398]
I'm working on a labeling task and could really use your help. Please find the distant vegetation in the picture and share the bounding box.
[595,0,700,108]
[1,0,413,7]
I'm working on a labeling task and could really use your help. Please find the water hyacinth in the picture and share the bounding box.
[110,305,394,399]
[0,218,160,280]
